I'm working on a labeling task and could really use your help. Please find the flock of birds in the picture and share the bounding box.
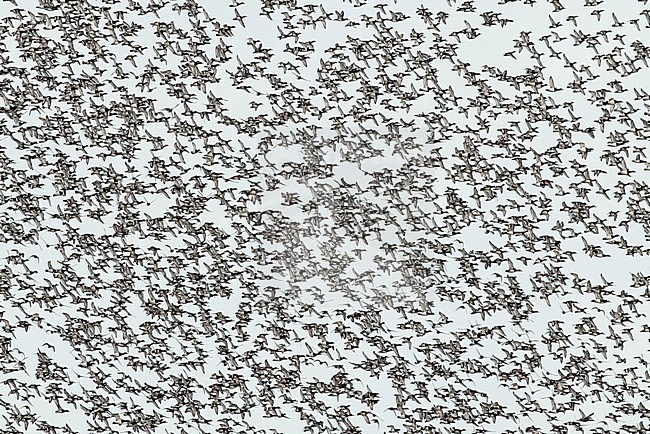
[1,0,650,433]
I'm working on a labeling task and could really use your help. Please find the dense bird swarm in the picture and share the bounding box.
[0,0,650,433]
